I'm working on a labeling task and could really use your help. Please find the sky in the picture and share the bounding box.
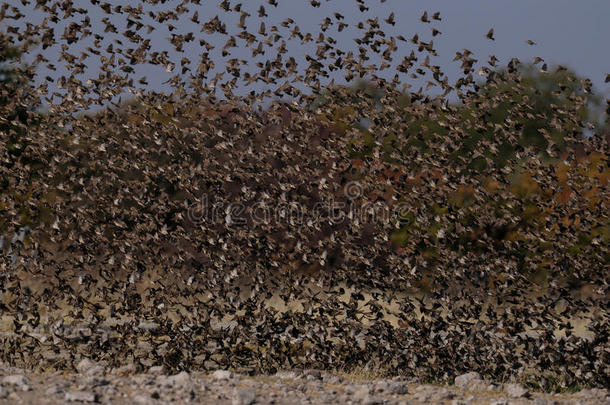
[2,0,609,109]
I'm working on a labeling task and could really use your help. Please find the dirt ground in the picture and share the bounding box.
[0,363,607,404]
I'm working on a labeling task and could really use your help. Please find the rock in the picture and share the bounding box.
[352,385,384,404]
[414,386,454,402]
[45,385,63,396]
[454,372,482,389]
[505,383,529,398]
[76,358,105,376]
[133,394,152,404]
[0,385,8,399]
[319,393,339,403]
[302,369,322,379]
[65,390,97,402]
[375,380,408,395]
[148,365,166,375]
[232,388,256,405]
[158,371,191,388]
[322,374,344,384]
[351,385,371,397]
[434,388,455,400]
[170,371,192,386]
[575,388,609,399]
[80,377,110,388]
[414,391,432,402]
[111,363,137,376]
[132,375,154,386]
[212,369,232,380]
[485,383,501,391]
[1,375,30,391]
[362,395,385,405]
[454,372,498,391]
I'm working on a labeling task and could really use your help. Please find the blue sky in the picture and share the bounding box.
[3,0,609,107]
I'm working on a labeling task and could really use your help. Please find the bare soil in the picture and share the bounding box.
[0,365,607,404]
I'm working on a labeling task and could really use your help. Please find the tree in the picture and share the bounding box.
[1,32,38,163]
[471,64,602,159]
[0,33,45,238]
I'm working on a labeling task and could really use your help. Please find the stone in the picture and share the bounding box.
[76,358,105,376]
[352,385,385,404]
[414,386,454,402]
[158,371,191,388]
[302,369,322,379]
[232,388,256,405]
[1,375,30,391]
[45,385,62,396]
[322,374,344,384]
[148,365,166,375]
[80,377,110,388]
[132,375,154,386]
[414,390,430,401]
[351,385,371,397]
[434,388,455,400]
[133,394,152,404]
[0,386,8,399]
[375,380,408,395]
[454,372,482,389]
[212,369,232,380]
[505,383,529,398]
[362,395,385,405]
[575,388,609,399]
[319,393,338,403]
[65,390,97,402]
[111,363,137,376]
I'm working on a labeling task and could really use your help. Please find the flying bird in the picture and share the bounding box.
[0,0,606,391]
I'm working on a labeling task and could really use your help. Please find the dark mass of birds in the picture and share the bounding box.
[0,0,609,391]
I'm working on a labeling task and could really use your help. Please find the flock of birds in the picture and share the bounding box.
[0,0,608,390]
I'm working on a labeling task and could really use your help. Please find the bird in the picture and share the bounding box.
[1,0,606,390]
[384,12,395,26]
[486,28,495,40]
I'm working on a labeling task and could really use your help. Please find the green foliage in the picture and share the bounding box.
[472,65,601,156]
[0,36,47,234]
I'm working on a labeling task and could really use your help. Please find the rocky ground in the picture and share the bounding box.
[0,363,607,404]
